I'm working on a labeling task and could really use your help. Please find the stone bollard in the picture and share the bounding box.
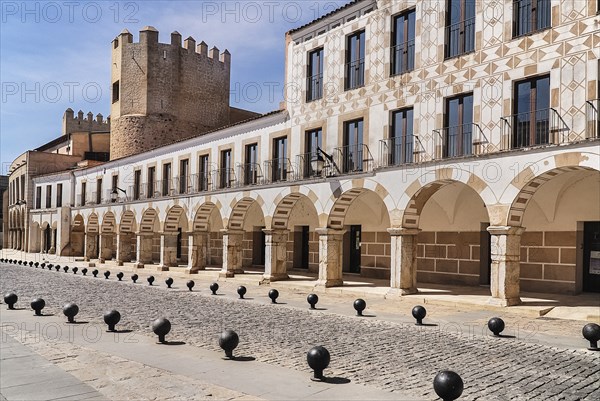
[488,317,505,337]
[31,298,46,316]
[237,286,247,299]
[353,299,366,316]
[131,274,138,283]
[104,271,111,279]
[186,280,195,291]
[63,303,79,323]
[582,323,600,351]
[165,277,174,288]
[82,268,88,276]
[412,305,427,325]
[219,329,239,359]
[72,267,78,274]
[268,289,279,304]
[307,345,330,382]
[4,293,18,310]
[433,370,464,401]
[116,272,124,281]
[210,282,219,295]
[103,310,121,332]
[307,294,319,309]
[92,269,98,277]
[147,276,155,286]
[152,318,171,343]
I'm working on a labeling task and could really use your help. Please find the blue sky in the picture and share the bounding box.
[0,0,350,173]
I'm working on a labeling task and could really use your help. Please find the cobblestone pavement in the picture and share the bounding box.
[1,264,599,400]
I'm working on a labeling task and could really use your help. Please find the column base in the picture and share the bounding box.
[184,267,200,275]
[386,287,418,297]
[487,297,522,307]
[156,264,170,272]
[115,260,124,266]
[99,258,106,264]
[219,270,235,278]
[84,257,90,262]
[315,279,343,288]
[133,262,145,270]
[261,273,289,284]
[88,262,96,267]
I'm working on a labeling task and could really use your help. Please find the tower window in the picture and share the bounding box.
[112,81,120,103]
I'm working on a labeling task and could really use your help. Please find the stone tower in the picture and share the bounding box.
[110,27,231,160]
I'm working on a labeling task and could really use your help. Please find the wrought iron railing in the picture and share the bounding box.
[212,168,236,190]
[306,73,323,102]
[345,59,365,90]
[296,151,335,179]
[445,17,475,58]
[237,163,263,186]
[334,144,374,174]
[264,158,297,184]
[586,99,600,140]
[433,123,488,159]
[390,39,415,76]
[379,136,426,167]
[500,108,566,150]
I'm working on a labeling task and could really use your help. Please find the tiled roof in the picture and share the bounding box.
[286,0,363,35]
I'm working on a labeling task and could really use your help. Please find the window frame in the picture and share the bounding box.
[306,47,324,102]
[391,8,416,76]
[345,30,366,91]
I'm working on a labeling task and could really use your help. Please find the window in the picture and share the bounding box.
[343,119,364,172]
[445,93,474,157]
[56,184,63,207]
[512,74,550,148]
[244,143,259,185]
[303,128,323,177]
[20,175,25,200]
[390,108,414,165]
[513,0,551,37]
[307,48,324,101]
[391,9,416,75]
[147,167,156,197]
[81,182,86,206]
[96,178,103,204]
[35,186,41,209]
[220,150,232,189]
[133,170,141,200]
[179,159,189,194]
[445,0,475,58]
[111,175,118,191]
[162,164,171,196]
[272,137,288,182]
[198,155,209,191]
[15,179,19,202]
[45,185,52,208]
[112,81,119,103]
[345,30,365,90]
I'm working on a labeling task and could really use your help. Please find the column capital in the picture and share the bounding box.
[387,227,421,236]
[220,229,245,236]
[135,231,154,237]
[315,227,345,236]
[487,226,526,236]
[262,228,289,235]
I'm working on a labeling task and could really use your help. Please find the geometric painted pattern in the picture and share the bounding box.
[164,205,185,232]
[272,193,306,230]
[228,198,256,230]
[193,202,217,231]
[119,211,136,233]
[140,209,158,232]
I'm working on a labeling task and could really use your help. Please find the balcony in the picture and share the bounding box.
[433,124,489,159]
[500,108,568,150]
[379,136,425,167]
[237,163,263,187]
[445,17,475,59]
[212,168,236,190]
[75,194,86,207]
[345,59,365,90]
[306,73,323,102]
[334,144,374,174]
[586,99,600,140]
[264,158,297,184]
[390,39,415,76]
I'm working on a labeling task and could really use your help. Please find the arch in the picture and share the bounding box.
[72,214,85,232]
[402,180,456,228]
[119,211,137,233]
[507,166,598,227]
[163,205,187,232]
[228,197,264,230]
[139,208,158,232]
[87,213,99,233]
[327,188,391,230]
[101,212,116,233]
[272,193,319,230]
[192,202,221,231]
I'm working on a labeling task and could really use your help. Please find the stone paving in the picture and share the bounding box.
[1,263,599,400]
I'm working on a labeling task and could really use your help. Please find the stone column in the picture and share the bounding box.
[262,229,289,283]
[98,234,113,263]
[387,228,420,296]
[487,226,525,306]
[186,231,208,274]
[133,232,153,269]
[115,233,132,266]
[219,229,244,278]
[315,228,345,288]
[84,233,98,261]
[158,232,177,271]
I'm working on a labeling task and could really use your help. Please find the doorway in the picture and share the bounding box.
[583,222,600,293]
[252,228,265,266]
[176,228,183,259]
[346,225,361,273]
[293,226,309,269]
[479,223,491,285]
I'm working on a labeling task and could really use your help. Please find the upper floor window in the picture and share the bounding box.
[81,182,86,206]
[391,9,416,76]
[512,74,550,148]
[445,0,475,58]
[162,164,171,196]
[513,0,551,38]
[244,143,259,185]
[444,93,474,157]
[147,166,156,197]
[35,186,41,209]
[220,149,233,189]
[390,108,415,165]
[45,185,52,208]
[342,119,364,173]
[307,48,324,102]
[345,30,365,90]
[272,137,288,182]
[198,155,209,191]
[302,128,323,178]
[179,159,189,194]
[56,183,63,207]
[96,178,103,204]
[133,170,141,201]
[112,81,119,103]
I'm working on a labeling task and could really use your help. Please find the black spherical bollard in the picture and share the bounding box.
[307,294,319,309]
[147,276,155,286]
[63,266,69,273]
[34,262,39,268]
[72,267,78,274]
[237,286,247,299]
[4,293,18,310]
[31,298,46,316]
[433,370,464,401]
[165,277,174,288]
[41,263,46,269]
[29,261,34,267]
[353,298,366,316]
[186,280,195,291]
[219,329,239,359]
[131,274,138,283]
[103,310,121,332]
[104,271,111,279]
[116,272,124,281]
[488,317,505,337]
[82,268,88,276]
[210,282,219,295]
[92,269,98,277]
[582,323,600,351]
[306,345,330,381]
[62,303,79,323]
[268,289,279,304]
[152,318,171,343]
[412,305,427,325]
[55,265,60,272]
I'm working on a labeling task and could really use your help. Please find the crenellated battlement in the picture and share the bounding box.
[62,108,110,136]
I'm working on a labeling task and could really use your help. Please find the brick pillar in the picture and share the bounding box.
[262,229,289,283]
[219,229,244,278]
[387,228,420,295]
[158,232,177,271]
[115,233,132,266]
[487,226,525,306]
[186,232,208,274]
[98,234,113,263]
[84,233,98,261]
[133,232,153,269]
[315,228,344,288]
